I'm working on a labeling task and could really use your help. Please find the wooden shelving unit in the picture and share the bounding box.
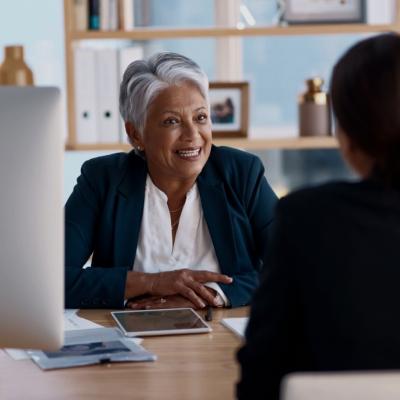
[71,23,399,41]
[64,0,400,152]
[66,136,337,152]
[213,136,337,150]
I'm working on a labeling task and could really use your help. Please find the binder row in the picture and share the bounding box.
[74,46,143,144]
[74,0,135,31]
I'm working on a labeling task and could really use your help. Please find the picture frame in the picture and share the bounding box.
[283,0,366,25]
[209,81,249,138]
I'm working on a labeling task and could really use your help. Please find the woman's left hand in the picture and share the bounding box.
[126,294,198,310]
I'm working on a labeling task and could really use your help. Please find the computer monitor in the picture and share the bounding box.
[0,87,63,350]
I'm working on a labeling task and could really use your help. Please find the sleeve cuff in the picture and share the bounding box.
[204,282,230,307]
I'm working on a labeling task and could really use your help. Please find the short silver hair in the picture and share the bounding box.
[119,52,209,137]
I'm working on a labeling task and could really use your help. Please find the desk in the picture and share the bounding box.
[0,307,247,400]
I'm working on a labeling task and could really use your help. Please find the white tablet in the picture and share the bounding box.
[111,308,212,337]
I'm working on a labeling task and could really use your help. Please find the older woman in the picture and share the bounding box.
[65,52,277,310]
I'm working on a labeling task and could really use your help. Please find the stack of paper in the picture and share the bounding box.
[28,327,156,370]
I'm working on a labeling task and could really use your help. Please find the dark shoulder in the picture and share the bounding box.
[81,151,141,180]
[276,180,378,223]
[79,151,143,194]
[81,152,130,174]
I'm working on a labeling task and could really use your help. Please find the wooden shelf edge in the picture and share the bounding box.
[65,137,338,152]
[70,24,399,41]
[213,136,337,150]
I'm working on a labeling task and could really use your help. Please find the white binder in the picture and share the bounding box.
[118,45,144,143]
[74,47,98,144]
[96,48,120,143]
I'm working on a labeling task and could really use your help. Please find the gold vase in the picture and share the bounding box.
[0,45,34,86]
[298,77,331,137]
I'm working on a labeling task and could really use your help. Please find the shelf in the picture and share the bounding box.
[64,0,382,153]
[71,23,399,41]
[65,136,338,152]
[213,136,337,150]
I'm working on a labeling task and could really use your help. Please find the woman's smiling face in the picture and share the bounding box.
[136,82,212,184]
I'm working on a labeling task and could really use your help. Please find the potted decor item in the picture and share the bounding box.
[298,77,331,137]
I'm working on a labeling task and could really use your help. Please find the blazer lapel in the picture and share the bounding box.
[197,175,237,276]
[113,154,147,269]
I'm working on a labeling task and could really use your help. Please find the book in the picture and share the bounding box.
[27,327,156,370]
[100,0,110,30]
[119,0,135,31]
[109,0,119,30]
[89,0,100,30]
[74,0,89,31]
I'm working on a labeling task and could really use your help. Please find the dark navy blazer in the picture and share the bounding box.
[65,145,278,309]
[237,179,400,399]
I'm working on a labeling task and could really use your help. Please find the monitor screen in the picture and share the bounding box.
[0,87,64,350]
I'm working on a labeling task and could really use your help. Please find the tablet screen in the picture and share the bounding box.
[112,308,210,335]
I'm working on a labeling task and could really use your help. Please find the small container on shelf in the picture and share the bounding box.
[0,45,34,86]
[298,77,331,137]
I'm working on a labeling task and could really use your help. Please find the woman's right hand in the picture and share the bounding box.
[146,269,232,309]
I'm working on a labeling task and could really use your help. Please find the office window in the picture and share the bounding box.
[142,39,216,79]
[134,0,215,27]
[242,34,368,135]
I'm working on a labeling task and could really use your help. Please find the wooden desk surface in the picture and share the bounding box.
[0,307,247,400]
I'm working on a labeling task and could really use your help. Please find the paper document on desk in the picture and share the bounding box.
[64,309,103,330]
[5,310,142,361]
[221,317,249,339]
[27,327,156,370]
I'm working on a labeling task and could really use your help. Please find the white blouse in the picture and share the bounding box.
[133,175,229,306]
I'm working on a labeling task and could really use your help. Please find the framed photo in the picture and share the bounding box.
[209,82,249,138]
[283,0,366,24]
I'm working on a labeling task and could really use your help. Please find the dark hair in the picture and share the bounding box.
[330,33,400,188]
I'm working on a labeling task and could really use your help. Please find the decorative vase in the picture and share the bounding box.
[0,45,34,86]
[298,77,331,137]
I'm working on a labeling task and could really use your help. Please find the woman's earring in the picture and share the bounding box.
[137,145,142,151]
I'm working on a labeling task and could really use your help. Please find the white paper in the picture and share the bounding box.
[221,317,249,339]
[5,310,141,361]
[4,348,29,360]
[64,309,102,331]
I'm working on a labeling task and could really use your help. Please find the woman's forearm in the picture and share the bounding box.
[124,271,153,299]
[124,269,233,307]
